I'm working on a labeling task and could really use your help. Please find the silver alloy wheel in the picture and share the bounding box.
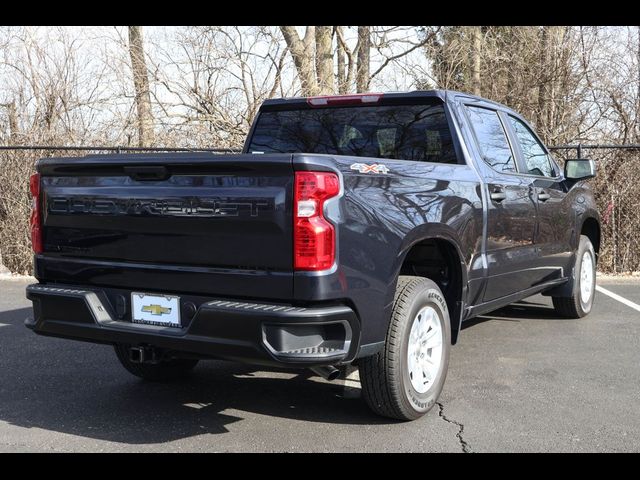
[407,306,443,394]
[580,250,594,304]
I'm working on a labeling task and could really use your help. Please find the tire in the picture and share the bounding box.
[359,276,451,421]
[114,344,199,381]
[553,235,596,318]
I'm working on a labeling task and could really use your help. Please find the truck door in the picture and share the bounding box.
[463,105,539,302]
[504,114,574,282]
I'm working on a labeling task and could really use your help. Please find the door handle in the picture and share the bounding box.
[538,191,551,202]
[489,186,507,202]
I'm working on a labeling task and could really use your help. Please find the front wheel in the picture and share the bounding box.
[359,276,451,421]
[553,235,596,318]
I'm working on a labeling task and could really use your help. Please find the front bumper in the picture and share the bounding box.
[25,283,360,367]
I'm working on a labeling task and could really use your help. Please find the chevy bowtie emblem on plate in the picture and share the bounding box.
[350,163,390,174]
[142,304,172,316]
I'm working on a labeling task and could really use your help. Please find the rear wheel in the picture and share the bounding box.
[114,343,199,381]
[359,276,451,421]
[553,235,596,318]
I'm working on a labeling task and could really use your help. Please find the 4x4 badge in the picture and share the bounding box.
[350,163,390,174]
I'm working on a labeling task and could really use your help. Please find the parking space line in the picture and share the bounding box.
[596,285,640,313]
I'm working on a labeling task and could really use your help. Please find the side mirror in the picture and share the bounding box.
[564,159,596,180]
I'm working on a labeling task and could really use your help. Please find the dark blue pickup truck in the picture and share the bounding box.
[25,90,600,420]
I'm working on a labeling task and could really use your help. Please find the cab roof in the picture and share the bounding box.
[259,89,512,112]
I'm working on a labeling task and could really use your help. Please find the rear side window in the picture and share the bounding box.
[247,102,459,164]
[466,106,517,174]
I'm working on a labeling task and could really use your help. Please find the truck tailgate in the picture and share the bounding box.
[36,153,293,298]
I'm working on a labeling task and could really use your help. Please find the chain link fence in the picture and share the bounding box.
[1,145,639,275]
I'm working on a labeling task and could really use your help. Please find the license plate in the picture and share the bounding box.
[131,292,181,327]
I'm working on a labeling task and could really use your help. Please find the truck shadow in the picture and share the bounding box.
[2,296,569,446]
[463,298,571,330]
[0,307,392,447]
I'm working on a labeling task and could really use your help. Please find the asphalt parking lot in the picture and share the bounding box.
[1,276,639,452]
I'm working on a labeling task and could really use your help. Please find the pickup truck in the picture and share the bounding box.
[25,90,600,421]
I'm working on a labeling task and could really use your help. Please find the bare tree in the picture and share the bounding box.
[335,27,357,92]
[147,26,292,148]
[637,25,640,141]
[281,26,435,95]
[280,26,319,95]
[470,26,482,95]
[1,101,18,140]
[0,100,17,272]
[128,26,154,147]
[537,26,565,131]
[335,26,347,94]
[315,26,335,94]
[356,26,371,92]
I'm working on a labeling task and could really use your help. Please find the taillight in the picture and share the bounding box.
[294,171,340,271]
[29,172,43,254]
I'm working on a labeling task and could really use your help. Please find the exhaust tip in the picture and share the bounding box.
[326,369,340,381]
[310,365,340,381]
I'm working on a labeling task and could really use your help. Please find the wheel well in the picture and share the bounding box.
[399,238,464,344]
[581,217,601,260]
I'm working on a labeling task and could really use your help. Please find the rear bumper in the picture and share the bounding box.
[25,283,360,368]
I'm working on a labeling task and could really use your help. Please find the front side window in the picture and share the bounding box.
[247,101,459,164]
[465,106,516,174]
[508,116,555,177]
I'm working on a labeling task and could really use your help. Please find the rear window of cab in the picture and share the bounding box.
[247,101,459,164]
